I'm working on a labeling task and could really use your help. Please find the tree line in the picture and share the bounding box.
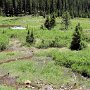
[0,0,90,18]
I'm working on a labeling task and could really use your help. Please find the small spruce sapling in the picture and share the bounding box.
[44,15,56,30]
[61,11,71,30]
[50,14,56,28]
[44,16,51,30]
[70,23,86,50]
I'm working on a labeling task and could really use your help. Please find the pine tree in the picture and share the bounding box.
[50,0,54,14]
[61,11,71,30]
[0,0,90,17]
[44,15,56,30]
[44,16,51,30]
[70,23,86,50]
[50,14,56,28]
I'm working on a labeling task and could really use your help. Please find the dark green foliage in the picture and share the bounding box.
[27,29,30,34]
[0,0,90,18]
[44,15,56,30]
[26,30,34,44]
[0,43,7,51]
[50,15,56,28]
[61,11,71,30]
[44,17,51,30]
[70,23,86,50]
[2,30,6,34]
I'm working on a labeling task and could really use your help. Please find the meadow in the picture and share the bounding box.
[0,16,90,89]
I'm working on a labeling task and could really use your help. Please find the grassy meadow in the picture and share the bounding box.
[0,16,90,89]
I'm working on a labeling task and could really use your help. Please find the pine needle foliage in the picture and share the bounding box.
[70,23,87,50]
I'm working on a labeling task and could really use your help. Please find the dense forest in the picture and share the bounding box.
[0,0,90,18]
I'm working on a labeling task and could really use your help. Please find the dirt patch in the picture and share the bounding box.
[0,73,18,89]
[0,55,32,65]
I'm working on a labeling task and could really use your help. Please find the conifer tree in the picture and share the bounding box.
[61,11,71,30]
[44,15,56,30]
[50,14,56,28]
[70,23,86,50]
[0,0,89,17]
[44,16,51,30]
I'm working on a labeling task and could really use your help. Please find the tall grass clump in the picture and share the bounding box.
[0,35,9,51]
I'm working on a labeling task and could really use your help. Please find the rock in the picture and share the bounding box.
[24,80,31,85]
[41,85,53,90]
[24,80,31,88]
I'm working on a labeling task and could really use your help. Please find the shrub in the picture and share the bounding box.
[44,15,56,30]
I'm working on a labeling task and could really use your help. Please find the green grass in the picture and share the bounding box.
[0,16,90,48]
[0,16,89,48]
[0,16,90,77]
[0,59,90,89]
[0,85,14,90]
[0,16,90,89]
[0,60,74,85]
[0,35,9,51]
[0,85,30,90]
[0,51,27,61]
[71,18,90,30]
[35,47,90,77]
[0,16,89,30]
[0,16,44,28]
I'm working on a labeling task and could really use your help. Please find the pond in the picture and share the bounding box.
[0,25,26,30]
[10,26,26,30]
